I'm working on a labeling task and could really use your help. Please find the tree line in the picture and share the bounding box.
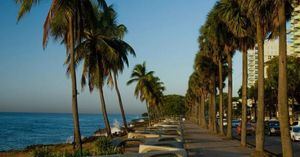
[185,0,296,156]
[15,0,179,155]
[15,0,135,154]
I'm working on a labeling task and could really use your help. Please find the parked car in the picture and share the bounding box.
[265,120,280,136]
[232,120,240,128]
[292,121,300,126]
[236,122,255,135]
[290,126,300,141]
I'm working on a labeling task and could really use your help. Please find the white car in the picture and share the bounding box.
[290,126,300,141]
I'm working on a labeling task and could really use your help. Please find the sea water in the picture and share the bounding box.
[0,112,139,151]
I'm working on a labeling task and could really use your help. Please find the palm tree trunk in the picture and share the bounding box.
[200,95,207,128]
[113,73,128,132]
[227,54,233,139]
[198,101,201,125]
[278,2,293,156]
[68,16,82,153]
[241,47,248,147]
[146,103,151,126]
[209,93,213,131]
[194,104,197,123]
[255,20,265,154]
[99,86,111,137]
[210,76,217,134]
[218,59,224,135]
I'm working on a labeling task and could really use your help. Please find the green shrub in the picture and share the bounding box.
[32,147,53,157]
[31,146,91,157]
[93,137,120,155]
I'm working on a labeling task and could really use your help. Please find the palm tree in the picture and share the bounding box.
[188,71,202,125]
[16,0,108,152]
[275,0,293,156]
[146,75,165,119]
[196,42,217,133]
[71,5,134,137]
[127,62,154,119]
[100,6,136,133]
[194,53,210,128]
[188,90,198,123]
[200,9,227,134]
[242,0,275,153]
[185,88,197,122]
[216,0,255,145]
[73,28,115,137]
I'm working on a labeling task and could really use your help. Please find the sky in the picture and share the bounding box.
[0,0,243,114]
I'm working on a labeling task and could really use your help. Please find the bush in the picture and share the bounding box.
[31,146,91,157]
[32,147,53,157]
[92,137,120,155]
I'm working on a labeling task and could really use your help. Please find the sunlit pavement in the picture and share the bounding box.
[183,121,252,157]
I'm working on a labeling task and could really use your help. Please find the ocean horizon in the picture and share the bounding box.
[0,112,140,151]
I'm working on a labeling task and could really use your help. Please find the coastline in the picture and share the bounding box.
[0,112,140,152]
[0,117,147,157]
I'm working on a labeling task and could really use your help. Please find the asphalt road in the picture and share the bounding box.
[230,127,300,156]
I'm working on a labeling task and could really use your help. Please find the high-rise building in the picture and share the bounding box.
[247,48,258,87]
[247,40,295,87]
[247,1,300,87]
[291,1,300,54]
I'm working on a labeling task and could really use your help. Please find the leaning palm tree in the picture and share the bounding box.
[71,5,134,137]
[127,62,154,119]
[72,28,116,137]
[15,0,107,152]
[110,44,135,132]
[100,6,136,132]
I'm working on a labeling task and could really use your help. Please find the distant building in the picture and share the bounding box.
[247,40,296,87]
[291,1,300,54]
[247,48,258,87]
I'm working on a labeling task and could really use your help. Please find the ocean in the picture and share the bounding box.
[0,112,139,151]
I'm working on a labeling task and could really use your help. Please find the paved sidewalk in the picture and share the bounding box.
[183,121,252,157]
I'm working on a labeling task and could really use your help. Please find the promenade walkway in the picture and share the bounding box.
[183,121,252,157]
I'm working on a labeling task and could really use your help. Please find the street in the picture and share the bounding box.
[231,128,300,156]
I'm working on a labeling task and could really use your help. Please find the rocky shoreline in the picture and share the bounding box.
[0,117,148,157]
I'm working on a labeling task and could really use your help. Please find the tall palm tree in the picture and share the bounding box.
[73,28,115,137]
[216,0,255,145]
[186,88,198,123]
[185,89,194,122]
[71,5,134,137]
[100,6,136,132]
[194,53,210,128]
[189,71,202,125]
[196,43,217,133]
[242,0,275,153]
[16,0,107,152]
[200,9,226,134]
[274,0,293,156]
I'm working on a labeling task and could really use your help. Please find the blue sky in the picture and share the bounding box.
[0,0,243,114]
